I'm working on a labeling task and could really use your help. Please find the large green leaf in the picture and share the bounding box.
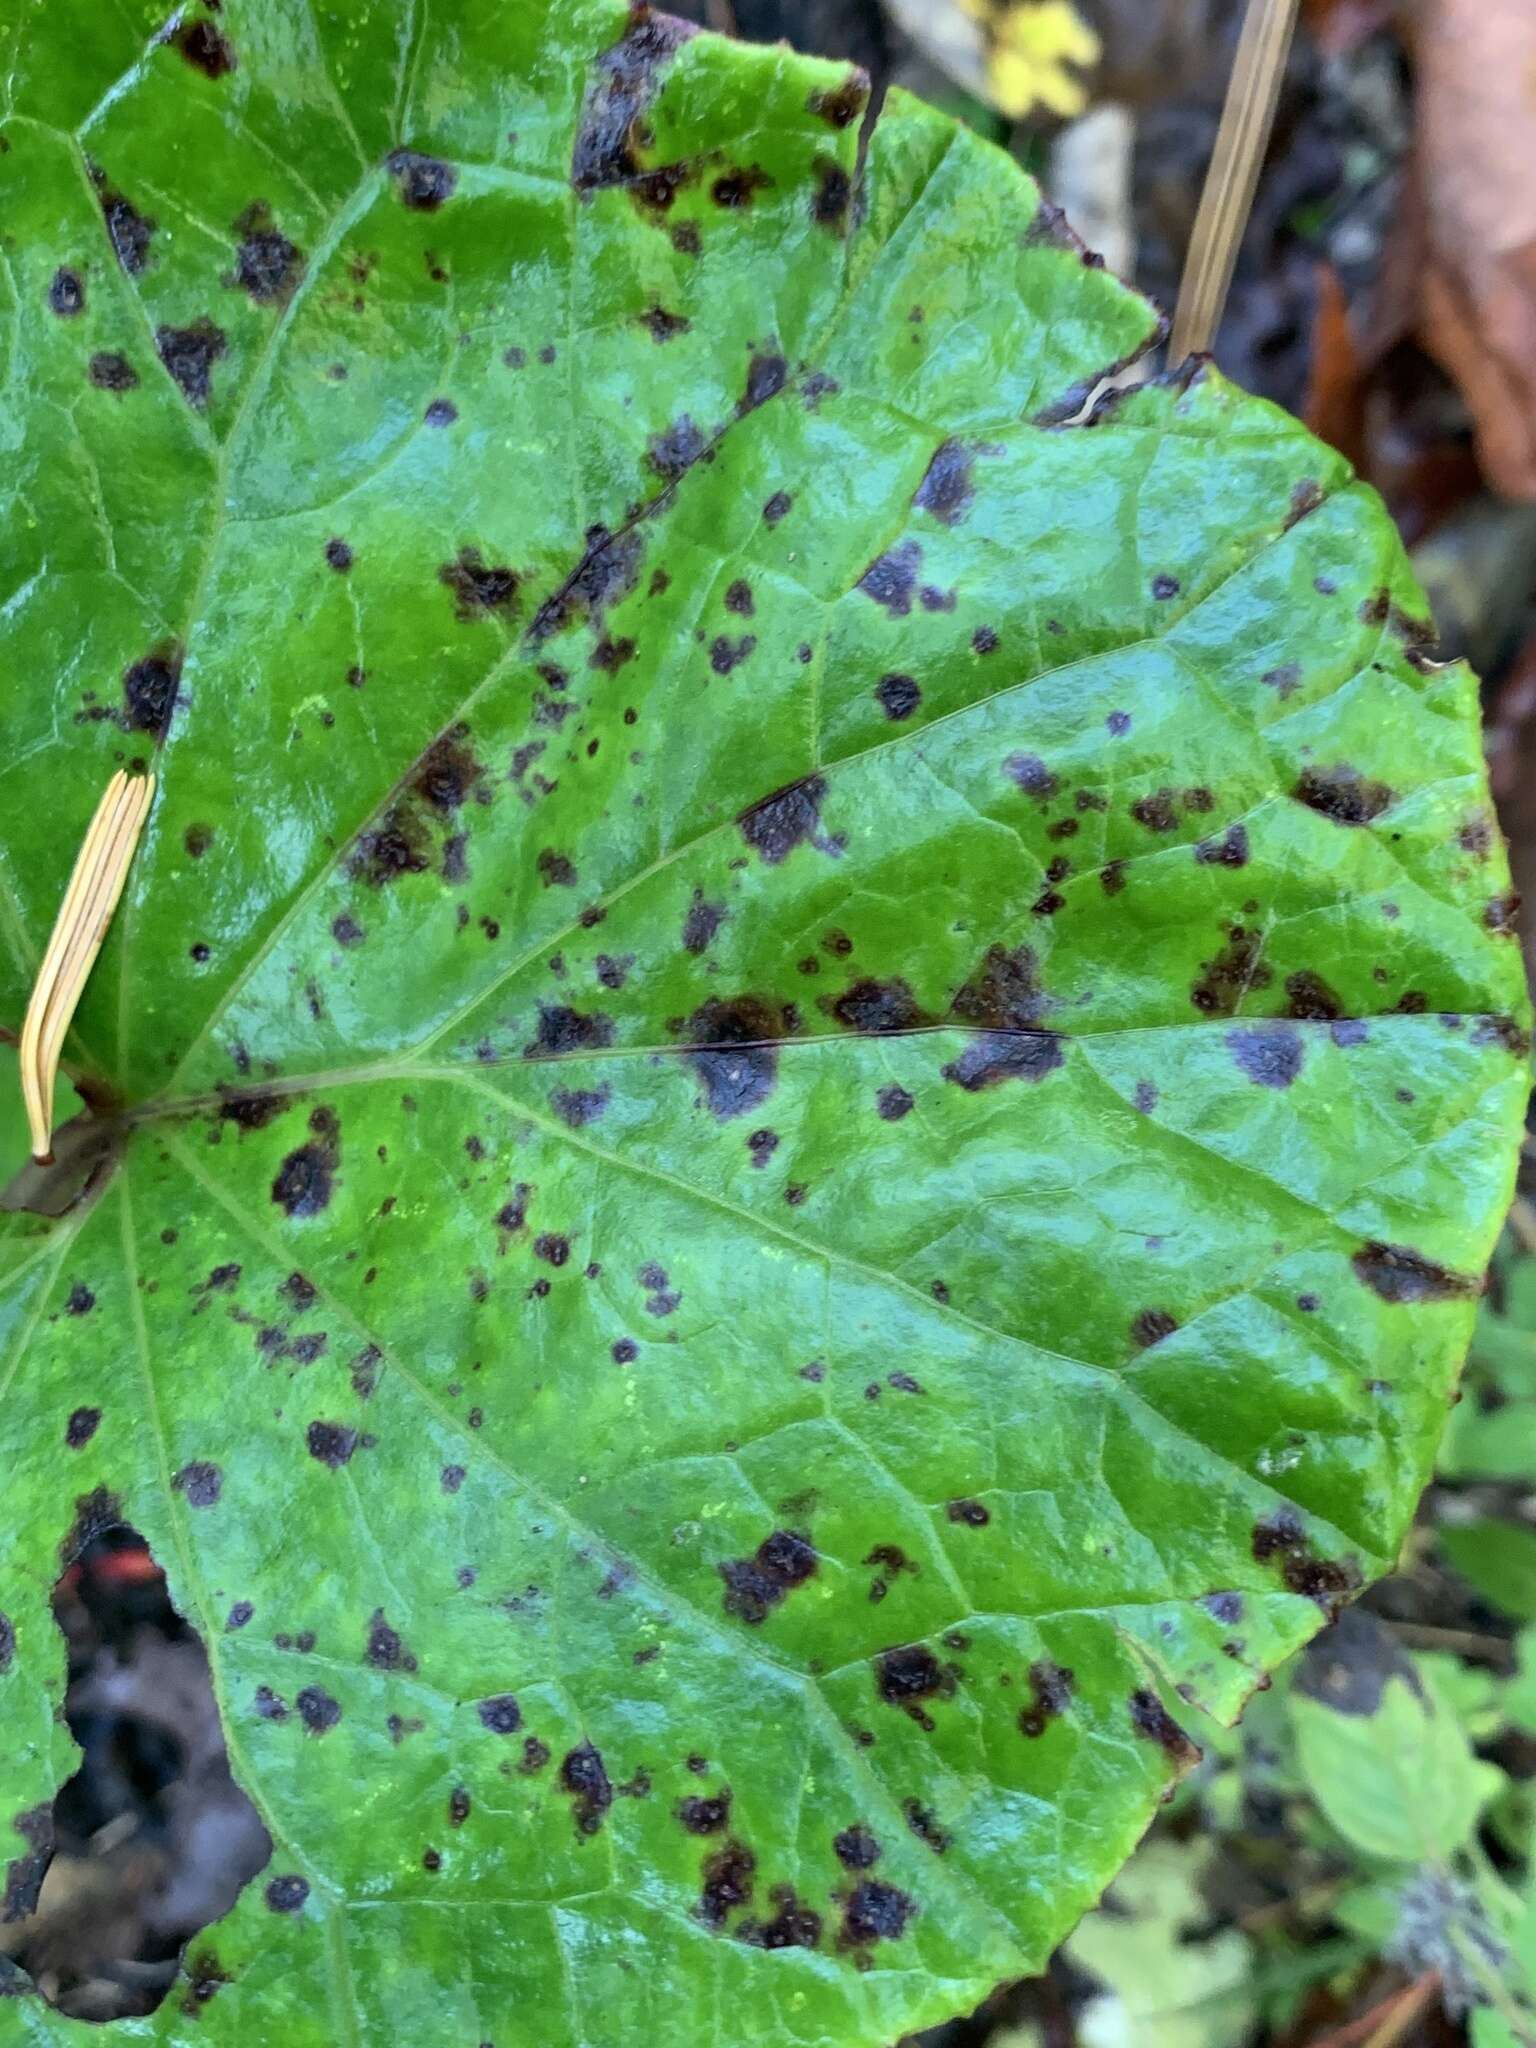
[0,3,1528,2041]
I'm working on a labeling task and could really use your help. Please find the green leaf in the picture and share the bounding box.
[1068,1840,1256,2048]
[1442,1522,1536,1623]
[0,2,1528,2040]
[1292,1646,1503,1864]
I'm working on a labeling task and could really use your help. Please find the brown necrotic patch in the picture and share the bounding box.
[1128,1688,1201,1764]
[810,71,869,127]
[913,439,977,525]
[823,979,933,1034]
[719,1529,817,1624]
[155,320,228,408]
[89,351,139,392]
[387,149,457,210]
[811,158,851,230]
[739,1886,824,1949]
[48,267,85,316]
[681,995,790,1120]
[93,172,155,273]
[857,539,921,617]
[943,1032,1063,1091]
[840,1878,915,1950]
[1018,1658,1073,1737]
[560,1742,614,1836]
[365,1609,417,1673]
[120,642,184,740]
[875,1642,955,1730]
[647,414,707,481]
[875,673,920,721]
[1131,1308,1178,1349]
[739,775,836,865]
[226,202,304,304]
[572,9,696,192]
[1284,970,1343,1021]
[524,1003,615,1058]
[1195,823,1249,867]
[1190,925,1271,1016]
[682,891,726,954]
[1251,1509,1362,1612]
[1293,764,1394,826]
[1227,1023,1305,1089]
[1351,1241,1479,1304]
[271,1106,340,1219]
[439,548,519,619]
[305,1421,356,1468]
[175,18,236,75]
[699,1839,756,1929]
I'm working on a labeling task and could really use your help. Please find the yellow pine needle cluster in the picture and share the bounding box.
[960,0,1101,119]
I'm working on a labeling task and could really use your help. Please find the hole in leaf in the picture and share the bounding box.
[7,1522,271,2021]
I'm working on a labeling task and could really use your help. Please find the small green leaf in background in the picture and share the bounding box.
[0,0,1528,2040]
[1292,1612,1503,1863]
[1069,1841,1257,2048]
[1442,1522,1536,1624]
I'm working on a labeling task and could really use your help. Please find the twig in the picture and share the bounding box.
[17,770,154,1160]
[1383,1620,1516,1666]
[1306,1973,1440,2048]
[1170,0,1301,362]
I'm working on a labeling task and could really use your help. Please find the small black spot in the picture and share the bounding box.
[65,1406,102,1448]
[742,350,788,410]
[713,164,774,209]
[720,1529,817,1625]
[913,439,976,525]
[1294,765,1394,826]
[1252,1510,1362,1611]
[95,176,155,274]
[173,1461,222,1508]
[699,1839,756,1928]
[876,1085,914,1122]
[875,674,921,721]
[811,157,851,230]
[477,1694,522,1734]
[296,1686,341,1733]
[833,1824,881,1869]
[536,849,578,888]
[365,1608,417,1672]
[387,150,458,209]
[227,201,304,304]
[48,267,85,316]
[677,1791,731,1835]
[122,643,184,739]
[1351,1241,1478,1304]
[638,303,690,343]
[945,1497,989,1527]
[857,539,921,617]
[424,398,458,427]
[763,491,792,524]
[972,625,999,655]
[841,1879,915,1948]
[88,351,139,392]
[1227,1023,1305,1089]
[560,1742,614,1836]
[902,1798,951,1853]
[612,1338,638,1364]
[265,1875,309,1913]
[65,1282,96,1316]
[739,1885,824,1950]
[1005,753,1057,799]
[1151,574,1180,600]
[875,1642,954,1726]
[155,318,228,408]
[325,538,353,572]
[1131,1309,1178,1349]
[175,18,236,75]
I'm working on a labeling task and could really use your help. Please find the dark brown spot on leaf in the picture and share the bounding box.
[155,319,228,408]
[173,1461,222,1508]
[1351,1241,1478,1304]
[560,1742,613,1836]
[720,1529,817,1624]
[1228,1024,1305,1088]
[914,439,976,525]
[857,539,921,617]
[1294,765,1394,826]
[1128,1688,1200,1764]
[387,150,457,209]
